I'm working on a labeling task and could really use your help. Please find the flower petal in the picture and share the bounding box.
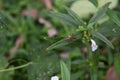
[91,39,98,52]
[51,76,59,80]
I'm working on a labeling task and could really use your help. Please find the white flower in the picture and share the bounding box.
[51,76,59,80]
[91,39,98,52]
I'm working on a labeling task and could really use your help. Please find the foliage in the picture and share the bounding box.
[0,0,120,80]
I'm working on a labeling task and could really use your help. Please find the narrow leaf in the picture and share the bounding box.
[60,60,70,80]
[0,11,18,27]
[88,2,111,24]
[65,7,85,26]
[46,32,82,50]
[49,12,79,26]
[46,38,75,50]
[106,9,120,27]
[92,31,114,49]
[89,0,98,7]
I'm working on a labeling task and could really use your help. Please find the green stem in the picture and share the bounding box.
[86,41,97,80]
[0,62,33,73]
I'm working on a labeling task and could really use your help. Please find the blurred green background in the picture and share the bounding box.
[0,0,120,80]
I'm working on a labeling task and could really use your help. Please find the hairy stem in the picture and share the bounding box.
[86,40,97,80]
[0,62,33,72]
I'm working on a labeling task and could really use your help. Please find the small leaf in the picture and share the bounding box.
[106,9,120,27]
[87,22,95,29]
[49,12,79,26]
[89,0,98,7]
[92,31,114,49]
[60,60,70,80]
[65,7,85,26]
[88,2,111,24]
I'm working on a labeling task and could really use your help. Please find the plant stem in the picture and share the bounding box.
[86,40,97,80]
[0,62,33,72]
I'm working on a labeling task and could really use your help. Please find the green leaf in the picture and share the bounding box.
[98,20,120,37]
[0,13,8,54]
[28,47,60,80]
[88,2,111,24]
[114,55,120,77]
[0,11,18,27]
[0,57,8,69]
[87,22,95,29]
[46,32,82,50]
[60,60,70,80]
[0,57,14,80]
[46,38,74,50]
[49,12,79,26]
[65,7,85,26]
[106,9,120,27]
[92,31,114,49]
[89,0,98,7]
